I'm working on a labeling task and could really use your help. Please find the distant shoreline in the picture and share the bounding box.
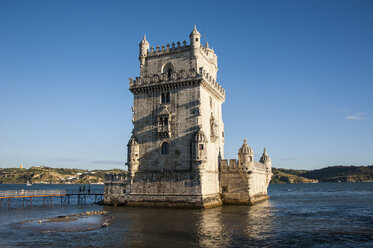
[0,167,126,185]
[272,165,373,183]
[1,165,372,184]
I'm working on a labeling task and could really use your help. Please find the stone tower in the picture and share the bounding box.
[126,26,225,207]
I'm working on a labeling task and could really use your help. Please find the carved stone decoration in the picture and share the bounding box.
[157,105,171,137]
[181,70,187,79]
[145,76,151,84]
[189,68,196,78]
[210,113,218,142]
[170,72,177,80]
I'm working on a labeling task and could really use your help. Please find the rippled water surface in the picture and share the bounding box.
[1,183,373,247]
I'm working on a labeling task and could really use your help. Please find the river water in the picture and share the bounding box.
[0,183,372,247]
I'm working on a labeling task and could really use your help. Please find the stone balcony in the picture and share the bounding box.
[129,68,225,101]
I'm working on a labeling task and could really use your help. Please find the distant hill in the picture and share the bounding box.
[272,165,373,183]
[0,166,127,184]
[271,168,318,183]
[1,165,372,184]
[300,165,373,182]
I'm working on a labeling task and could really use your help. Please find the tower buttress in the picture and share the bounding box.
[189,25,201,58]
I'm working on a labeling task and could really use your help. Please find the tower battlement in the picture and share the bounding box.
[220,159,267,172]
[104,173,127,182]
[147,41,189,57]
[145,40,216,61]
[138,26,218,84]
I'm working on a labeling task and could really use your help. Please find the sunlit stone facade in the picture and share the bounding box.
[104,26,272,208]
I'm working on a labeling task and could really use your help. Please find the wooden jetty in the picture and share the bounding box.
[0,190,103,209]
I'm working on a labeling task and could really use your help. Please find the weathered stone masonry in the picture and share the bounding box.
[104,26,272,208]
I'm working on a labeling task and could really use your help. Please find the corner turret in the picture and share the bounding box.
[139,35,150,68]
[126,135,140,179]
[189,25,201,58]
[238,138,254,170]
[260,147,272,184]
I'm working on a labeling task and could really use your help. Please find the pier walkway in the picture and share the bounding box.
[0,190,103,209]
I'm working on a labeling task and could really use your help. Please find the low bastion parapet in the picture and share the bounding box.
[104,173,128,183]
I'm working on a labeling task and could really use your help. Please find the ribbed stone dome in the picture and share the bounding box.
[193,130,207,143]
[238,139,253,154]
[128,136,138,146]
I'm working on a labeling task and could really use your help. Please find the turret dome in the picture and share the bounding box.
[189,25,201,37]
[139,34,149,46]
[193,130,207,143]
[238,138,253,154]
[259,147,271,163]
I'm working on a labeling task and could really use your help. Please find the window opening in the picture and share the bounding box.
[161,92,170,104]
[161,142,169,155]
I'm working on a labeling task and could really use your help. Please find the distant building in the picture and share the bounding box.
[104,26,272,208]
[19,164,23,169]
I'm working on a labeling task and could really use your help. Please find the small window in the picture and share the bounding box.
[161,92,170,104]
[161,142,169,155]
[168,69,172,78]
[222,131,224,137]
[222,186,228,193]
[199,144,204,150]
[164,117,168,126]
[196,38,198,42]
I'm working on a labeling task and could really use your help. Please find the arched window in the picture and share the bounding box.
[162,63,174,78]
[161,142,169,155]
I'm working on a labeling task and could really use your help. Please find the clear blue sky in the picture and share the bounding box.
[0,0,372,170]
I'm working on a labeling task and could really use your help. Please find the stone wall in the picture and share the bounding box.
[104,173,127,205]
[132,84,200,171]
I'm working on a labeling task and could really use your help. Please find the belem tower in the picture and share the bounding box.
[104,26,272,208]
